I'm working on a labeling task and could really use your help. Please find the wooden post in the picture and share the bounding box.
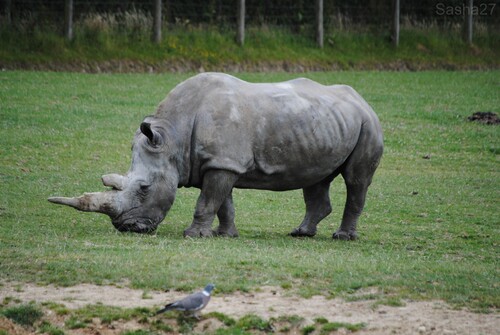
[237,0,245,46]
[392,0,400,47]
[316,0,324,48]
[64,0,74,41]
[465,0,473,45]
[4,0,12,26]
[153,0,162,44]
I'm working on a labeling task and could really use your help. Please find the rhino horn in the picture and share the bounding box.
[102,174,128,190]
[48,191,118,216]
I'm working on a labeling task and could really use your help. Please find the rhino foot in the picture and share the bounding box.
[332,229,358,241]
[290,227,316,238]
[214,226,239,238]
[183,227,214,238]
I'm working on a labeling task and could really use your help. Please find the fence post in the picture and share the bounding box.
[4,0,11,25]
[153,0,162,44]
[64,0,74,41]
[316,0,324,48]
[237,0,245,46]
[465,0,473,45]
[392,0,400,47]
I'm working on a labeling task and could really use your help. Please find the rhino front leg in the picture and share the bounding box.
[290,180,332,237]
[214,191,239,237]
[184,170,239,238]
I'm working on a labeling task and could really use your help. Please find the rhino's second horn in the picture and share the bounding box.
[102,174,128,190]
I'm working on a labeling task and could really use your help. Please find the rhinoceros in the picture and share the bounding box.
[49,73,383,240]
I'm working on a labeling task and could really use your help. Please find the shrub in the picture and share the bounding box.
[1,304,43,326]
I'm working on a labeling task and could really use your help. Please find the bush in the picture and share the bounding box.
[1,304,43,326]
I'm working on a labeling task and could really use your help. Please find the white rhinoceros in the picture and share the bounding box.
[49,73,383,240]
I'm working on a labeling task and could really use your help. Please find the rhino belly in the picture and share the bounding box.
[234,148,350,191]
[235,169,333,191]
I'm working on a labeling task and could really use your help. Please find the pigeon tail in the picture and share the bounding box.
[155,307,168,315]
[155,301,182,314]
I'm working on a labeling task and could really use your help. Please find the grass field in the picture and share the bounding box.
[0,70,499,313]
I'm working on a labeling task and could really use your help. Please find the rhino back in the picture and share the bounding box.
[157,73,378,190]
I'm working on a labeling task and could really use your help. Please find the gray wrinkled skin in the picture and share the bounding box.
[49,73,383,240]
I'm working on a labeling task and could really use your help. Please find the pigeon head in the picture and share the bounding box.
[204,284,215,294]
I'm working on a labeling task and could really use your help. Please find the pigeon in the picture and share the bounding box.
[156,284,215,319]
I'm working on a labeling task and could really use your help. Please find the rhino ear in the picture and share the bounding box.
[140,122,163,147]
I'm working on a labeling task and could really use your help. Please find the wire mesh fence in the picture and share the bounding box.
[1,0,498,43]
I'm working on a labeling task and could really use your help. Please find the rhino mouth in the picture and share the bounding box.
[112,217,160,233]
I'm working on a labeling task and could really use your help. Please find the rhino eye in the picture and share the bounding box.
[140,184,151,192]
[137,182,151,195]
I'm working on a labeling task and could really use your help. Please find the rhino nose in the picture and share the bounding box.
[111,218,159,234]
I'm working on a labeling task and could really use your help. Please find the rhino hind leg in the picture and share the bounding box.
[184,170,239,238]
[214,192,239,237]
[333,133,383,241]
[290,179,333,237]
[333,182,368,241]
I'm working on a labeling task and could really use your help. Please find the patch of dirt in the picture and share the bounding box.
[1,282,499,334]
[0,317,31,335]
[468,111,500,125]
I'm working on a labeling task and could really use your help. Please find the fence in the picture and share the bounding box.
[1,0,498,47]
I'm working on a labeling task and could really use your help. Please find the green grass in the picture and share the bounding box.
[0,301,366,335]
[38,321,65,335]
[0,71,499,312]
[320,321,366,333]
[0,304,44,326]
[0,23,498,70]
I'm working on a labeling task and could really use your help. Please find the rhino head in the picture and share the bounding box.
[49,118,178,233]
